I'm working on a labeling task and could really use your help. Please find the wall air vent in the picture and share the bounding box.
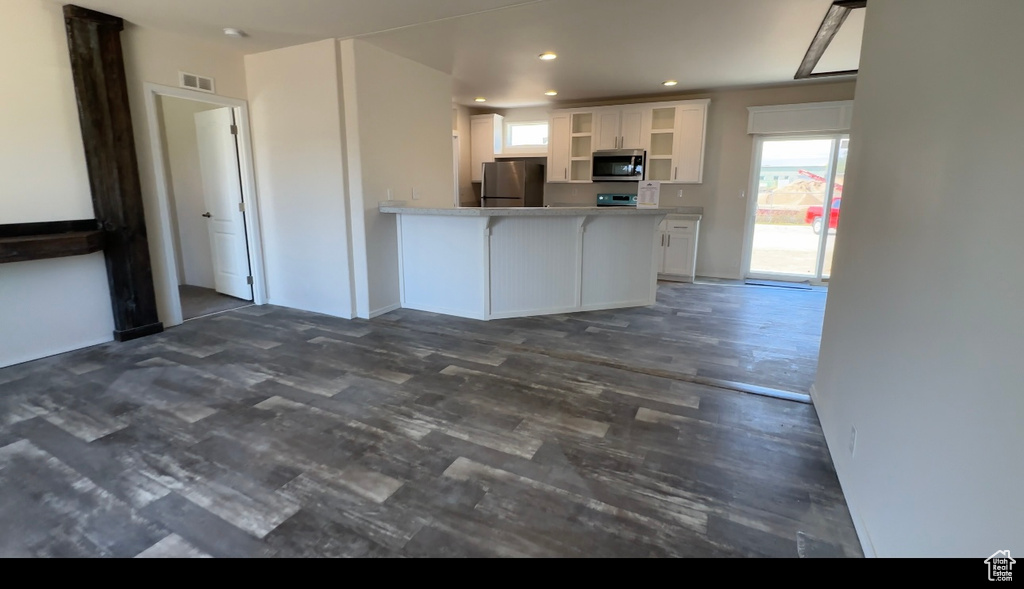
[178,71,216,94]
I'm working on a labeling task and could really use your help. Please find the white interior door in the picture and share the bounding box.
[194,108,252,300]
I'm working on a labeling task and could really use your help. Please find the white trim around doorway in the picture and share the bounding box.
[142,82,268,328]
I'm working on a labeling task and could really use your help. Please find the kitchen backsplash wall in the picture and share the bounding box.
[544,182,686,208]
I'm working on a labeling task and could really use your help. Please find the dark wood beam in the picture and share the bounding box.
[0,220,98,239]
[63,5,163,342]
[0,230,104,265]
[795,1,867,80]
[806,69,861,79]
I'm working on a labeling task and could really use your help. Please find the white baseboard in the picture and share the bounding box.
[0,335,114,370]
[810,382,876,558]
[579,300,651,313]
[488,305,582,320]
[402,302,486,321]
[368,303,401,319]
[488,300,652,321]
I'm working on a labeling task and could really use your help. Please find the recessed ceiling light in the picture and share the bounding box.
[545,90,558,96]
[662,80,679,87]
[223,28,247,38]
[539,52,558,61]
[474,97,487,102]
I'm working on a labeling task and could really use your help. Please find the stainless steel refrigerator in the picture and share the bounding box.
[481,160,545,207]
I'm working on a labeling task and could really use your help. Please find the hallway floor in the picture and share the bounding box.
[179,285,251,321]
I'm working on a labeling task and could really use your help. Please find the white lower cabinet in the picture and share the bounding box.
[657,215,700,282]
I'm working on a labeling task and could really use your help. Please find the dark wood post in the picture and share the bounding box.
[63,5,163,342]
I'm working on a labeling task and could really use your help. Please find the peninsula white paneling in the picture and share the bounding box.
[399,215,487,319]
[488,217,579,318]
[388,208,669,321]
[581,215,659,309]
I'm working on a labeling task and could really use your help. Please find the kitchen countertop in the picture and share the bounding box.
[379,202,703,218]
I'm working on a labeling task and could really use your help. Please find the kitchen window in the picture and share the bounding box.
[506,121,549,149]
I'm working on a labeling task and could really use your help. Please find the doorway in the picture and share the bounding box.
[744,134,848,284]
[143,83,267,327]
[158,96,253,320]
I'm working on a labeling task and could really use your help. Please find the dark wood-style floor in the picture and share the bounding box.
[179,285,251,321]
[0,283,859,558]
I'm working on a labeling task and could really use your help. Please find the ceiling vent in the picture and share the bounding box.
[179,72,215,94]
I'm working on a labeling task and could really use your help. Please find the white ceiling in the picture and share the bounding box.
[53,0,863,108]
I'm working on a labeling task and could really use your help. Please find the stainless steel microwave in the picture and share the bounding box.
[592,149,645,182]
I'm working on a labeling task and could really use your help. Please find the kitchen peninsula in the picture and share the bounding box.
[380,204,700,320]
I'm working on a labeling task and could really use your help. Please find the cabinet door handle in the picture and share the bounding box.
[564,167,568,179]
[667,235,671,247]
[660,234,665,247]
[674,167,678,180]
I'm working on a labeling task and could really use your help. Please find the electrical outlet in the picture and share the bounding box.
[849,426,858,458]
[412,188,421,200]
[677,189,684,199]
[572,188,578,197]
[740,190,746,199]
[386,188,393,200]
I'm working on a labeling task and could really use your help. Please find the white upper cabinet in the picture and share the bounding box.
[549,110,596,183]
[644,100,709,184]
[619,106,646,150]
[672,104,708,184]
[549,99,709,184]
[593,106,648,151]
[594,109,621,151]
[547,113,571,183]
[471,114,503,182]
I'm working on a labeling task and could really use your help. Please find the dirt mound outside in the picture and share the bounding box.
[758,179,827,207]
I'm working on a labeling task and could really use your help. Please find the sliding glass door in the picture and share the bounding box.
[746,134,848,283]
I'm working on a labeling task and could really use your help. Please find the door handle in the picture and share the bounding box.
[667,235,671,247]
[202,212,212,218]
[661,234,665,247]
[564,167,567,180]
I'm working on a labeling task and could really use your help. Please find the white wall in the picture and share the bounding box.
[454,104,475,206]
[0,0,114,368]
[244,40,354,318]
[157,96,221,288]
[814,0,1024,557]
[341,39,455,317]
[503,82,856,279]
[121,22,250,325]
